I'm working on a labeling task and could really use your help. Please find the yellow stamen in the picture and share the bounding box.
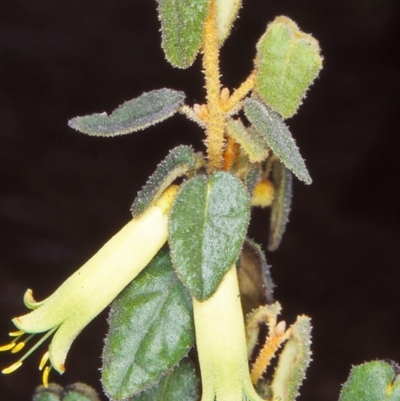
[42,365,51,387]
[11,342,25,353]
[0,342,16,352]
[9,330,24,337]
[2,361,23,374]
[39,351,49,371]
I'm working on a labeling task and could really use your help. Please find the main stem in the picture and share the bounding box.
[202,0,225,172]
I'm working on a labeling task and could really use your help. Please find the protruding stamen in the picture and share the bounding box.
[39,351,49,371]
[42,365,51,388]
[2,361,23,374]
[11,333,35,354]
[0,342,16,352]
[9,330,24,337]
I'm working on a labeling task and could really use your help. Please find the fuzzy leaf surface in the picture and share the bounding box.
[102,247,194,400]
[254,16,322,118]
[132,358,199,401]
[169,172,250,301]
[339,360,400,401]
[244,97,311,184]
[68,89,185,136]
[268,161,293,251]
[156,0,208,68]
[131,146,197,217]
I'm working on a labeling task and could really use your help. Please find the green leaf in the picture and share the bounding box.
[226,119,269,163]
[33,384,63,401]
[271,316,312,401]
[102,247,194,401]
[169,171,250,301]
[238,239,274,316]
[254,16,323,118]
[63,383,101,401]
[132,358,199,401]
[68,89,185,136]
[339,360,400,401]
[156,0,208,68]
[244,97,312,184]
[131,146,199,217]
[268,160,293,251]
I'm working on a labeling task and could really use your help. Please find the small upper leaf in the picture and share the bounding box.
[215,0,242,45]
[33,384,63,401]
[156,0,208,68]
[254,16,323,118]
[169,172,250,301]
[131,146,199,217]
[63,383,102,401]
[339,360,400,401]
[102,247,194,401]
[68,89,185,136]
[226,118,269,163]
[132,358,199,401]
[244,97,312,184]
[268,160,293,251]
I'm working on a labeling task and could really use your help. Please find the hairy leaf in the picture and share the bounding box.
[339,360,400,401]
[33,384,63,401]
[131,146,198,217]
[254,16,323,118]
[215,0,242,44]
[68,89,185,136]
[268,160,293,251]
[133,358,199,401]
[169,172,250,301]
[244,97,312,184]
[226,119,269,163]
[271,316,312,401]
[63,383,101,401]
[156,0,208,68]
[102,247,194,400]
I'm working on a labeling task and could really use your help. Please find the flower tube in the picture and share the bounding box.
[193,264,265,401]
[1,186,178,384]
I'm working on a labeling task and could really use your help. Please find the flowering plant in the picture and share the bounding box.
[2,1,399,401]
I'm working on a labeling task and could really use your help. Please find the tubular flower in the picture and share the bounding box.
[1,186,178,385]
[193,264,265,401]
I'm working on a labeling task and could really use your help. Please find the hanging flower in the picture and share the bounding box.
[1,186,178,386]
[192,264,265,401]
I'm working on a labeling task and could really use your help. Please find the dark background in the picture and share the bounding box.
[0,1,399,400]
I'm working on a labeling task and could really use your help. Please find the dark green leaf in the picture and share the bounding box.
[131,146,198,217]
[271,316,312,401]
[238,239,274,316]
[169,172,250,301]
[63,383,101,401]
[33,384,63,401]
[68,89,185,136]
[102,247,194,401]
[156,0,208,68]
[268,161,293,251]
[132,358,199,401]
[254,16,323,118]
[339,360,400,401]
[244,97,312,184]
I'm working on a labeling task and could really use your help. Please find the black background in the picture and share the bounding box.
[0,1,399,400]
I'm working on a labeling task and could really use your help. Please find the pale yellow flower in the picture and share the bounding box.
[1,186,178,386]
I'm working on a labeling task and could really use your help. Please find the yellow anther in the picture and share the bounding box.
[0,342,16,352]
[2,361,23,374]
[9,330,24,337]
[39,351,49,371]
[11,342,25,354]
[42,365,51,388]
